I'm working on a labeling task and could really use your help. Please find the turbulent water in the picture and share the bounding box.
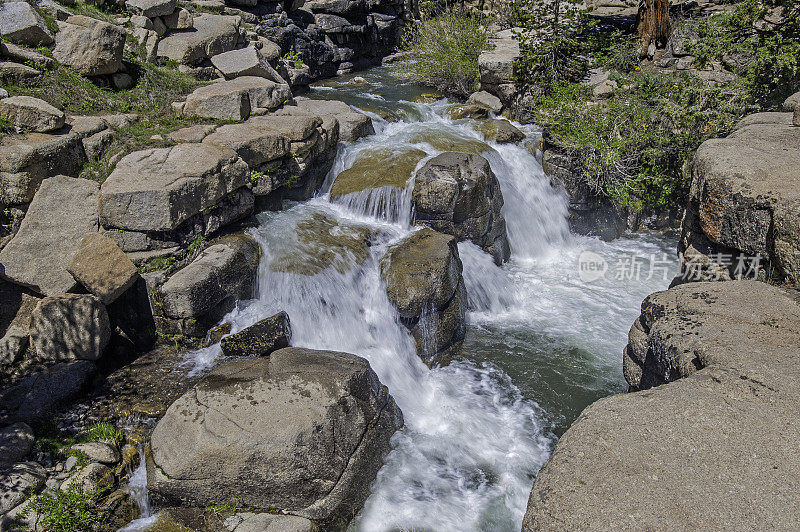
[178,68,677,531]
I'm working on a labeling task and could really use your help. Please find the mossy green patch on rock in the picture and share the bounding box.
[269,213,375,276]
[329,146,427,199]
[446,104,489,120]
[408,130,491,154]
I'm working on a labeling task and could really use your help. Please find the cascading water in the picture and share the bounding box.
[180,67,678,531]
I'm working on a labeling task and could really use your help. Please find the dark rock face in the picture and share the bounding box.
[380,228,466,366]
[413,152,509,264]
[523,281,800,530]
[219,311,292,356]
[147,347,403,527]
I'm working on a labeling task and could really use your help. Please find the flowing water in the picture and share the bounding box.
[174,67,678,531]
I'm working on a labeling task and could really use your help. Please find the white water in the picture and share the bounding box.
[177,69,677,531]
[118,447,159,532]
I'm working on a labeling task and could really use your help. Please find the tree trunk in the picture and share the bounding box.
[636,0,671,57]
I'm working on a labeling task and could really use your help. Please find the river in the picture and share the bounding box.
[171,66,678,531]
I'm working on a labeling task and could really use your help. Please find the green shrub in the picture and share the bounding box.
[20,486,104,532]
[395,8,492,96]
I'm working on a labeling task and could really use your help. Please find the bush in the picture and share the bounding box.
[395,8,492,96]
[532,71,755,211]
[20,486,105,532]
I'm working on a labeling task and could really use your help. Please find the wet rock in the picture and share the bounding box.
[181,76,291,121]
[466,90,502,113]
[158,235,259,336]
[0,1,54,46]
[479,119,524,144]
[677,113,800,283]
[0,361,95,423]
[407,130,491,154]
[220,311,291,357]
[67,233,139,305]
[60,462,113,493]
[54,16,126,76]
[523,281,800,531]
[29,293,111,362]
[147,347,403,527]
[99,144,248,233]
[0,462,46,514]
[0,176,99,296]
[210,46,285,83]
[292,98,373,142]
[71,442,120,465]
[329,146,426,199]
[380,228,466,365]
[125,0,176,17]
[413,152,510,264]
[446,104,489,120]
[97,489,140,529]
[156,14,241,64]
[269,212,373,276]
[0,96,65,133]
[0,422,34,468]
[224,512,319,532]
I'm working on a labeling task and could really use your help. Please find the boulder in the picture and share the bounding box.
[224,513,319,532]
[147,347,403,526]
[0,1,54,46]
[167,124,217,143]
[413,152,510,264]
[783,89,800,112]
[304,0,365,15]
[0,423,34,468]
[181,76,291,121]
[0,42,54,68]
[466,90,502,113]
[156,14,241,65]
[29,293,111,362]
[158,235,259,336]
[67,233,139,305]
[677,114,800,284]
[0,96,64,134]
[0,129,87,205]
[53,16,126,76]
[329,146,426,199]
[408,130,491,154]
[162,8,193,30]
[0,361,96,424]
[446,104,488,120]
[60,462,113,493]
[125,0,176,17]
[523,281,800,531]
[0,176,99,296]
[0,60,40,82]
[70,442,120,465]
[0,462,46,515]
[210,46,285,83]
[0,282,39,367]
[292,99,373,142]
[380,229,466,365]
[219,311,291,357]
[99,143,249,233]
[479,119,525,144]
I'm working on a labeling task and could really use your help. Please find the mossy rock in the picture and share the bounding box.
[143,513,194,532]
[408,130,492,154]
[269,213,375,276]
[446,104,489,120]
[414,92,443,103]
[329,146,427,199]
[478,119,526,144]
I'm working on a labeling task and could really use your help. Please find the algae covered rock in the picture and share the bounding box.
[329,146,426,200]
[407,129,491,154]
[479,119,525,144]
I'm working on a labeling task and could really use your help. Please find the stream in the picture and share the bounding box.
[147,67,677,531]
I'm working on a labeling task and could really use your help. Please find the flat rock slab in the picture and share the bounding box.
[0,96,65,133]
[99,143,248,232]
[67,233,138,305]
[0,176,99,296]
[147,347,403,526]
[125,0,176,17]
[156,14,240,64]
[292,99,374,142]
[523,281,800,531]
[182,76,292,121]
[210,46,284,83]
[329,146,426,199]
[478,29,519,86]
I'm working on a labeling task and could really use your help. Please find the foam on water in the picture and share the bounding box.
[177,68,677,531]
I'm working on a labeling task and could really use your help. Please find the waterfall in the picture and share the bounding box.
[118,446,159,531]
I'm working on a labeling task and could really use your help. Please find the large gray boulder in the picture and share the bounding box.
[210,46,285,83]
[99,143,249,233]
[219,311,291,357]
[380,228,466,366]
[67,233,139,305]
[0,96,65,134]
[147,347,403,527]
[29,293,111,362]
[158,234,259,336]
[0,1,54,46]
[413,152,510,264]
[181,76,291,121]
[523,281,800,531]
[677,113,800,284]
[0,423,34,468]
[0,176,99,296]
[0,462,46,515]
[125,0,176,17]
[53,16,126,76]
[291,99,373,142]
[156,14,241,65]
